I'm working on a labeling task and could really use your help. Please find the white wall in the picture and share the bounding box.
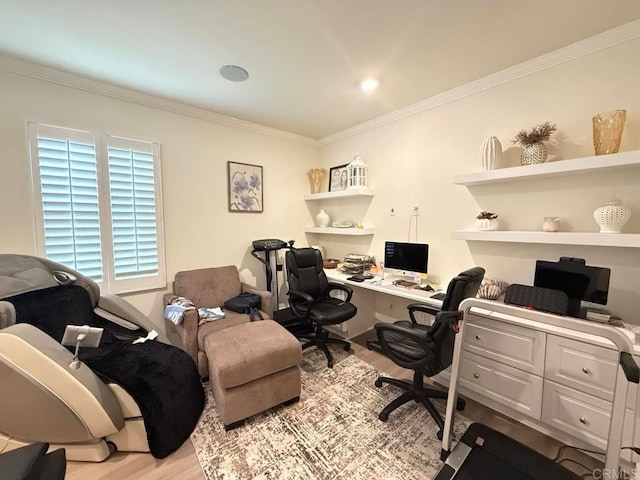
[0,70,318,330]
[316,39,640,324]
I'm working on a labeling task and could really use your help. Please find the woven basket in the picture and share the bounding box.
[323,259,340,269]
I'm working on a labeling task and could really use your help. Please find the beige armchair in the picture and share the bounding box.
[164,265,273,377]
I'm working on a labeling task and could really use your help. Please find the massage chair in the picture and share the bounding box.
[0,254,170,462]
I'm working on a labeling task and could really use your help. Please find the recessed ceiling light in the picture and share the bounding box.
[360,78,379,92]
[220,65,249,82]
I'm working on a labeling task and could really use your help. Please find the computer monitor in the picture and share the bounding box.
[534,257,610,317]
[383,241,429,282]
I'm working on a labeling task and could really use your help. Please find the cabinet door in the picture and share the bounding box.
[460,351,543,420]
[545,335,617,401]
[464,317,546,376]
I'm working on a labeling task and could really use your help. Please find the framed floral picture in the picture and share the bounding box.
[329,164,349,192]
[228,161,263,212]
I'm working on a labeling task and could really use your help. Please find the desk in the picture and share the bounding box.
[323,269,444,338]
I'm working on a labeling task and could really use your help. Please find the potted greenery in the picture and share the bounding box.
[476,211,499,231]
[512,121,557,165]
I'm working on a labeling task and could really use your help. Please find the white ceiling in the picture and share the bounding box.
[1,1,639,140]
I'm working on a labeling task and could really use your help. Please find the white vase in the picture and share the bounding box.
[480,136,502,171]
[594,196,631,233]
[476,218,498,231]
[316,209,330,228]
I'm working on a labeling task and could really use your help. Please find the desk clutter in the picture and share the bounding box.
[338,253,376,274]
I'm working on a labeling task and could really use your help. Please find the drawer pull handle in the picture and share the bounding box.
[475,335,481,340]
[473,373,480,379]
[579,417,588,425]
[582,367,590,374]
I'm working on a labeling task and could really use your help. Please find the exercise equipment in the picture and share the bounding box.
[435,298,639,480]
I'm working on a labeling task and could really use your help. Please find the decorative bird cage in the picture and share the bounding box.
[347,153,368,189]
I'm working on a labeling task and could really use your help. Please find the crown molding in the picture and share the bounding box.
[318,19,640,146]
[0,54,320,147]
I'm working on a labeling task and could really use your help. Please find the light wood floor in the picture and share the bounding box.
[65,331,599,479]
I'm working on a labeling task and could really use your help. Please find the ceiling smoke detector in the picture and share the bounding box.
[220,65,249,82]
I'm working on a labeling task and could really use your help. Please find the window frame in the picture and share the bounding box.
[27,122,166,295]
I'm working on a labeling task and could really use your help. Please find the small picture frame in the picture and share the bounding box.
[329,164,349,192]
[228,161,263,212]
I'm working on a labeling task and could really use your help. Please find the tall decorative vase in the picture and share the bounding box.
[592,110,626,155]
[593,196,631,233]
[316,209,330,228]
[480,136,502,170]
[520,142,547,165]
[307,168,327,193]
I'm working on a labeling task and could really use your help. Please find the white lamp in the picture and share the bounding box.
[347,153,368,189]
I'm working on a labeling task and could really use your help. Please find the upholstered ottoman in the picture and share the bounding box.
[204,320,302,429]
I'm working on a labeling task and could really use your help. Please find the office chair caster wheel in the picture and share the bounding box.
[379,411,389,422]
[344,344,350,351]
[374,378,383,388]
[327,361,334,368]
[456,398,466,411]
[437,430,443,441]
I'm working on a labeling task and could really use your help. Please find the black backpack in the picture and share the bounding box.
[223,292,264,321]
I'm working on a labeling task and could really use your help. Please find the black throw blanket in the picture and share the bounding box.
[5,285,205,459]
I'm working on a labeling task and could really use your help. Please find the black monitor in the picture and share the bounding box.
[383,241,429,280]
[534,257,610,317]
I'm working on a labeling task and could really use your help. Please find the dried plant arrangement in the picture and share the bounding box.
[512,122,557,147]
[476,211,498,220]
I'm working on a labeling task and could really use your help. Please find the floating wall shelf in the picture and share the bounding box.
[304,227,375,236]
[453,150,640,186]
[304,188,375,201]
[452,230,640,248]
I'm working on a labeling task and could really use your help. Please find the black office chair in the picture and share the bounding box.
[285,248,357,368]
[366,267,485,438]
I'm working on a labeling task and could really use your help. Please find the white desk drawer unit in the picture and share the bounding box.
[451,308,640,465]
[545,334,618,401]
[542,379,614,450]
[459,350,543,420]
[464,316,546,376]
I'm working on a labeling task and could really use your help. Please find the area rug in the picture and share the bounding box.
[191,348,470,479]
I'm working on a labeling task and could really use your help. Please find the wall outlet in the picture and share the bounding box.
[412,204,420,216]
[388,206,396,216]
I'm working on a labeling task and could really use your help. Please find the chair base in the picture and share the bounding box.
[374,371,465,438]
[300,324,350,368]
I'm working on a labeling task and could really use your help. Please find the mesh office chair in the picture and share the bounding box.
[366,267,484,438]
[285,248,357,368]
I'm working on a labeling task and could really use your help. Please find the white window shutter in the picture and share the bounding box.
[29,124,104,282]
[104,136,165,293]
[28,124,165,294]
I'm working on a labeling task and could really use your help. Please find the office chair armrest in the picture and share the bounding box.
[328,282,354,302]
[407,303,439,325]
[374,323,434,371]
[287,288,314,322]
[288,288,314,304]
[428,310,463,343]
